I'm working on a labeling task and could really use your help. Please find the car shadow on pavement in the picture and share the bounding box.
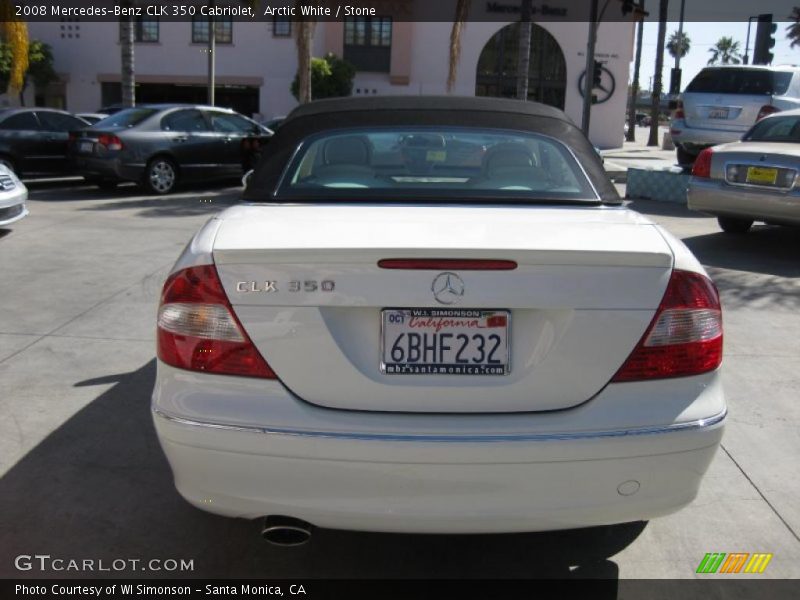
[681,226,800,279]
[76,193,243,218]
[0,360,644,582]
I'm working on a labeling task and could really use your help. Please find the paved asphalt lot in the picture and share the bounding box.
[0,179,798,580]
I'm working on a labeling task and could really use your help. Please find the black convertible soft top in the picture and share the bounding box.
[243,96,620,205]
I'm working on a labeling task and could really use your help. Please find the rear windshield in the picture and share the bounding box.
[686,68,793,96]
[744,115,800,142]
[94,108,157,128]
[277,128,598,203]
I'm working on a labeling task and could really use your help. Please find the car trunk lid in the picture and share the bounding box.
[212,204,674,413]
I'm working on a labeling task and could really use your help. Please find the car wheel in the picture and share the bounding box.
[144,157,178,195]
[676,145,697,167]
[718,217,753,234]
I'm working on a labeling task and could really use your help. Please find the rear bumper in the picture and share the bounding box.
[688,177,800,225]
[152,363,726,533]
[671,122,745,150]
[72,155,144,182]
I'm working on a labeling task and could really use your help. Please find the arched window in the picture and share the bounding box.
[476,23,567,110]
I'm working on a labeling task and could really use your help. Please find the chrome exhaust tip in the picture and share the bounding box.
[261,516,313,547]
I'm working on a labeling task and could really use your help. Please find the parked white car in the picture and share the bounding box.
[152,97,725,544]
[671,65,800,165]
[0,164,28,227]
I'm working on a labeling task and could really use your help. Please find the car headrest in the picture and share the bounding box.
[482,142,536,177]
[322,135,372,166]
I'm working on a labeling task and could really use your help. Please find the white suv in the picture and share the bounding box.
[671,65,800,165]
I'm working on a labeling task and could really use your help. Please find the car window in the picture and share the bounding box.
[0,112,40,130]
[278,127,598,203]
[744,116,800,142]
[686,68,793,96]
[161,109,211,133]
[98,108,157,128]
[36,111,87,132]
[206,112,256,134]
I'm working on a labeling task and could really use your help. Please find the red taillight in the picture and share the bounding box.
[97,133,123,151]
[157,265,276,378]
[673,101,685,120]
[378,259,518,270]
[612,270,722,382]
[692,147,714,178]
[756,105,779,121]
[68,132,79,142]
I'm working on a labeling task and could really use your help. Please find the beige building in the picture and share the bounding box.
[20,2,636,147]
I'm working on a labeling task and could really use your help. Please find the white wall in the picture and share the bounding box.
[27,19,634,147]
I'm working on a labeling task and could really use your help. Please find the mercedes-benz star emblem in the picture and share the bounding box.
[432,272,465,305]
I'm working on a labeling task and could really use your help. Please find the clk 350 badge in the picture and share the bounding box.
[236,280,336,293]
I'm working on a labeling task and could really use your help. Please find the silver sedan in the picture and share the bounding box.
[688,108,800,233]
[0,164,28,227]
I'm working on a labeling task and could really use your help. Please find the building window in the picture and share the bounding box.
[133,17,159,43]
[344,17,392,72]
[273,17,291,37]
[118,17,158,43]
[192,15,233,44]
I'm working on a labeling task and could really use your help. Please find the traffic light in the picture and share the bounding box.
[593,61,603,87]
[754,14,777,65]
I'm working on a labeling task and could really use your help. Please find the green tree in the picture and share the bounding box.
[707,37,742,65]
[291,53,355,101]
[0,40,57,104]
[667,30,691,60]
[787,7,800,48]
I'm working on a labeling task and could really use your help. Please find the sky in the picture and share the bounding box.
[628,20,799,92]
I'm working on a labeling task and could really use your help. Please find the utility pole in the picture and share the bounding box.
[581,0,599,135]
[744,16,756,64]
[207,0,215,106]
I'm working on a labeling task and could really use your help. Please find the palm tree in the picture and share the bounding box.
[666,30,690,61]
[648,0,668,147]
[707,37,742,65]
[516,0,533,100]
[447,0,471,92]
[294,17,314,104]
[626,1,645,142]
[0,0,29,97]
[119,6,135,108]
[787,7,800,48]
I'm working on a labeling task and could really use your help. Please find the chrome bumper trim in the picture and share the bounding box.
[153,408,727,443]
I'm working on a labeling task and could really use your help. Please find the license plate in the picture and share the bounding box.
[381,308,510,376]
[708,108,729,119]
[746,166,778,185]
[79,141,94,154]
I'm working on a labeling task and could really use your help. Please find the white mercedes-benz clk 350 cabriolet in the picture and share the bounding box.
[151,97,725,544]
